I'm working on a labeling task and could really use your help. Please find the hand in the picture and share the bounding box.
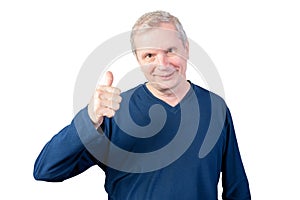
[88,71,122,128]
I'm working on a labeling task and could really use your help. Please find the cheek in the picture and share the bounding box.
[141,64,155,76]
[170,57,187,70]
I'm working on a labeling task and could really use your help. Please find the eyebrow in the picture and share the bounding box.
[139,46,178,53]
[167,47,178,51]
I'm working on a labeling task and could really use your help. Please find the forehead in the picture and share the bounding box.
[133,25,183,51]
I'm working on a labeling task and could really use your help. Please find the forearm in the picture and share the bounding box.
[221,108,251,199]
[33,107,101,182]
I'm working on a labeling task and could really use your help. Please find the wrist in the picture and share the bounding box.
[87,104,103,129]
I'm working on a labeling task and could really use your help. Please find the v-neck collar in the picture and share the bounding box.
[142,81,194,113]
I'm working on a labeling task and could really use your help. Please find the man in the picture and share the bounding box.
[34,11,251,199]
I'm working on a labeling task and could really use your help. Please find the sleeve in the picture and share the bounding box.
[221,108,251,200]
[33,107,105,182]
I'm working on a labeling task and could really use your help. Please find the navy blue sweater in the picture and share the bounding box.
[34,83,251,199]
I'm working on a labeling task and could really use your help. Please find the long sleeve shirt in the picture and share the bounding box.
[34,82,251,200]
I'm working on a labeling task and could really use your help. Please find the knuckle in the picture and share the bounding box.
[117,96,122,103]
[115,88,121,94]
[115,103,120,110]
[105,110,115,118]
[110,110,116,117]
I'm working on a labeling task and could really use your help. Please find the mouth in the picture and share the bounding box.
[155,71,175,80]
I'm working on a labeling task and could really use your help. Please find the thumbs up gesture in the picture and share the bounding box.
[88,71,122,128]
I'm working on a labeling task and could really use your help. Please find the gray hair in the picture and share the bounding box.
[130,11,188,53]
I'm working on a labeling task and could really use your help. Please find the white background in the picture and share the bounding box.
[1,0,299,199]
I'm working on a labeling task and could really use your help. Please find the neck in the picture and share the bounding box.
[146,81,190,107]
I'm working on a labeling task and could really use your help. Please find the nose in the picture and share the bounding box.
[156,53,169,69]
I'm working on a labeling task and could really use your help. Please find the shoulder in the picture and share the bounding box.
[120,84,144,97]
[190,82,227,109]
[119,84,150,107]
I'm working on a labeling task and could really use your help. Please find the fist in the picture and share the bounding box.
[88,71,122,128]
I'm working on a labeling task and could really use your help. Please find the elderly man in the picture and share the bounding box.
[34,11,251,199]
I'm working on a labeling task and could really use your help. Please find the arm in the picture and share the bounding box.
[33,107,102,182]
[222,108,251,200]
[34,71,121,182]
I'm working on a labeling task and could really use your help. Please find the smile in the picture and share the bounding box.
[155,71,175,79]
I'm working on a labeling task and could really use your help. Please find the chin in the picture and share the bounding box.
[154,81,179,91]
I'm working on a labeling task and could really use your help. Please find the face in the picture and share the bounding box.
[133,23,189,92]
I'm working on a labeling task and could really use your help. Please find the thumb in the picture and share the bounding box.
[105,71,114,86]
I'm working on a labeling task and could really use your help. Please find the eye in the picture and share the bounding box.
[167,48,175,53]
[141,52,155,63]
[167,47,176,55]
[145,53,153,59]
